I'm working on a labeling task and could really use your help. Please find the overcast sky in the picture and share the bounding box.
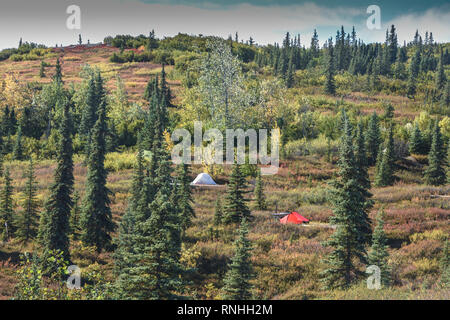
[0,0,449,49]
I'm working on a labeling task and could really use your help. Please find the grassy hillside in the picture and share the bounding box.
[0,32,449,300]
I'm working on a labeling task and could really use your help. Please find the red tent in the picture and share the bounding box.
[279,212,309,224]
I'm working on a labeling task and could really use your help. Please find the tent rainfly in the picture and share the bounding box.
[279,212,309,225]
[190,173,217,186]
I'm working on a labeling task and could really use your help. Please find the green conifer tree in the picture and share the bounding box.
[114,143,148,298]
[12,124,24,161]
[223,161,251,224]
[355,121,371,191]
[254,168,267,210]
[39,61,45,78]
[322,114,371,289]
[214,197,223,226]
[365,112,382,166]
[177,164,195,232]
[324,44,336,95]
[38,101,74,262]
[441,82,450,108]
[368,209,391,287]
[436,50,447,91]
[53,58,63,83]
[69,191,81,240]
[424,120,447,186]
[409,123,426,155]
[115,139,183,299]
[16,159,39,243]
[222,218,254,300]
[375,126,396,187]
[0,168,14,241]
[80,83,115,251]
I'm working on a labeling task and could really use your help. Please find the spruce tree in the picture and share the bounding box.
[53,58,63,83]
[368,209,391,287]
[80,83,115,251]
[0,168,14,241]
[407,50,420,97]
[223,161,251,224]
[355,121,371,191]
[160,64,172,108]
[79,76,98,141]
[441,82,450,108]
[38,101,73,262]
[12,124,24,160]
[286,52,295,88]
[322,114,371,289]
[177,164,195,232]
[375,126,396,187]
[409,123,426,155]
[254,168,267,210]
[130,141,145,211]
[424,120,446,186]
[16,159,39,243]
[365,112,382,166]
[39,61,45,78]
[214,197,223,226]
[324,44,336,95]
[115,139,183,299]
[222,218,254,300]
[69,191,81,240]
[114,143,148,298]
[436,50,446,91]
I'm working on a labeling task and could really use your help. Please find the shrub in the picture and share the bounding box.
[104,152,135,172]
[284,136,338,158]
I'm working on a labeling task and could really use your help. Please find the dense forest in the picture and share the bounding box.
[0,24,448,300]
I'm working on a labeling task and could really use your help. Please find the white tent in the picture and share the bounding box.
[191,173,217,186]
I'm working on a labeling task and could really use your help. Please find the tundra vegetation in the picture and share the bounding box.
[0,26,448,300]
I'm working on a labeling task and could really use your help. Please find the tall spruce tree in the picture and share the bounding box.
[409,123,426,155]
[254,168,267,210]
[80,80,115,251]
[53,58,63,83]
[16,159,39,243]
[176,164,195,232]
[441,82,450,108]
[424,120,446,186]
[12,124,24,160]
[365,112,382,166]
[222,218,254,300]
[114,142,148,298]
[115,138,183,299]
[79,76,98,145]
[214,197,223,226]
[355,121,371,191]
[436,50,447,91]
[223,161,251,224]
[38,101,74,262]
[368,208,391,287]
[407,49,420,97]
[39,61,45,78]
[324,43,336,95]
[69,191,81,240]
[0,168,14,241]
[375,126,396,187]
[322,114,371,289]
